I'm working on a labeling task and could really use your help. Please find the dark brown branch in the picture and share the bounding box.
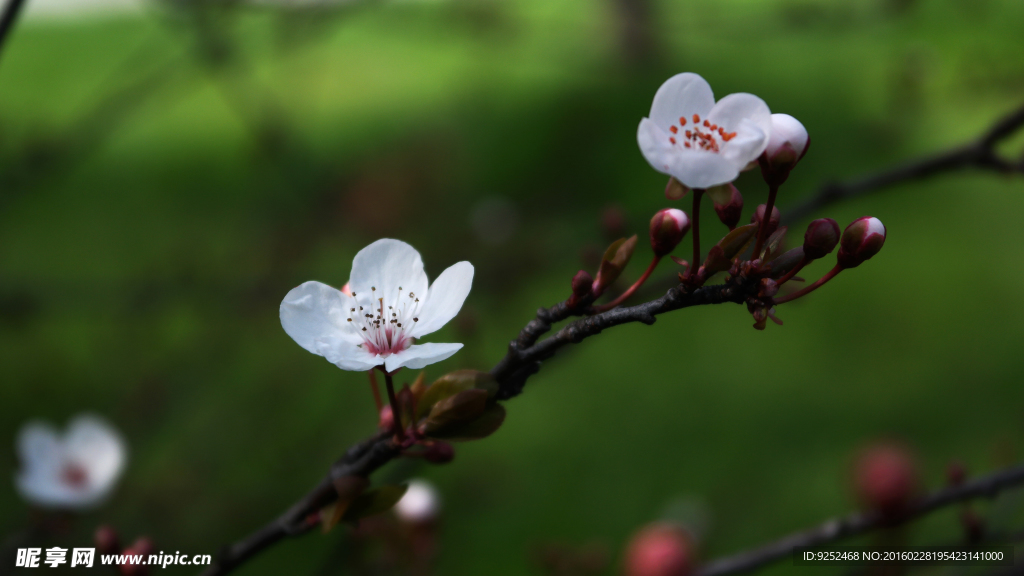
[492,279,755,400]
[695,462,1024,576]
[785,104,1024,223]
[201,277,761,575]
[201,104,1024,576]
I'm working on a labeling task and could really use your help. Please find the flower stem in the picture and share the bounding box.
[753,183,779,259]
[775,256,808,286]
[773,264,843,304]
[367,370,383,413]
[689,189,705,277]
[383,371,405,440]
[593,256,662,312]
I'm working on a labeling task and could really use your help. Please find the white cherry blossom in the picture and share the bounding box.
[280,239,473,373]
[638,73,772,189]
[15,415,126,509]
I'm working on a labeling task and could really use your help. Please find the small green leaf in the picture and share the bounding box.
[321,476,369,532]
[717,223,757,260]
[416,370,494,420]
[421,389,488,435]
[342,485,409,522]
[701,245,731,274]
[427,404,507,442]
[594,235,638,290]
[761,226,788,260]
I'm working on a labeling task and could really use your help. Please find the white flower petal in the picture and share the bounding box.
[314,337,383,371]
[15,416,126,509]
[384,342,463,372]
[409,261,473,338]
[637,118,677,177]
[17,422,61,474]
[649,72,715,130]
[348,239,429,306]
[708,93,772,159]
[280,281,363,355]
[720,120,768,166]
[668,148,744,189]
[65,415,126,496]
[766,113,809,157]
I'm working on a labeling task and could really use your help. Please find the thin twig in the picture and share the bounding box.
[695,463,1024,576]
[785,104,1024,223]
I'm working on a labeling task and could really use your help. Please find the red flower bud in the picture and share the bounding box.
[759,114,809,186]
[750,204,781,239]
[802,218,840,260]
[624,523,693,576]
[707,184,743,229]
[837,216,886,269]
[424,441,455,464]
[649,209,691,257]
[94,525,120,556]
[568,270,594,307]
[854,442,918,517]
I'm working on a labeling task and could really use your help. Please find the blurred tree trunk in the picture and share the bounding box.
[611,0,660,66]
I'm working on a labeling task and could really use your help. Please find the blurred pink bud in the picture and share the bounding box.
[424,441,455,464]
[395,480,441,525]
[94,525,120,556]
[120,538,154,576]
[750,204,781,239]
[708,184,743,229]
[625,523,693,576]
[837,217,886,269]
[854,442,918,516]
[649,209,691,257]
[802,218,840,260]
[947,461,966,487]
[602,206,628,240]
[760,114,809,185]
[379,405,394,432]
[339,283,352,297]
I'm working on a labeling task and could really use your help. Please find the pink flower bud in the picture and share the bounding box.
[379,405,394,432]
[708,183,743,229]
[624,523,693,576]
[120,538,154,576]
[854,443,918,517]
[602,205,628,240]
[750,204,781,239]
[94,525,120,556]
[802,218,840,260]
[837,216,886,269]
[760,114,809,186]
[424,441,455,464]
[650,209,691,257]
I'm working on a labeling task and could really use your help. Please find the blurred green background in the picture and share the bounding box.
[2,0,1024,573]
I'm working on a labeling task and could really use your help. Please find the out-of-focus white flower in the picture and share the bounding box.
[280,239,473,372]
[15,415,126,510]
[395,479,441,523]
[638,73,772,189]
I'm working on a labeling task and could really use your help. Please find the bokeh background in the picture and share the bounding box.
[2,0,1024,573]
